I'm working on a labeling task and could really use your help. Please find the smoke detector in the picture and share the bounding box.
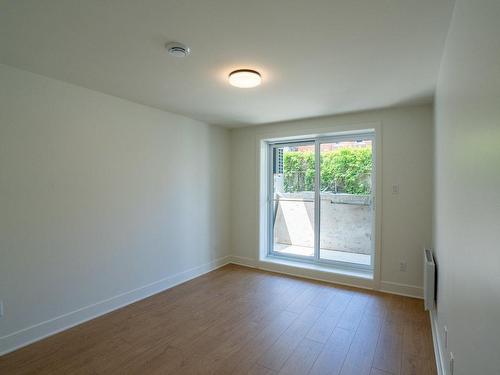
[165,42,190,57]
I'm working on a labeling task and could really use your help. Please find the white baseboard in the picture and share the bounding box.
[0,256,230,356]
[229,256,423,299]
[379,281,423,299]
[228,255,375,291]
[429,309,446,375]
[227,255,258,268]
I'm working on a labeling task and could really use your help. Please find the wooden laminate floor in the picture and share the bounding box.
[0,264,437,375]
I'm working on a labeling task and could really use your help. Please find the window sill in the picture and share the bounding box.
[261,256,374,280]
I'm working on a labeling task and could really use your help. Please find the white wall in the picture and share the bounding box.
[433,1,500,374]
[230,104,433,296]
[0,64,230,354]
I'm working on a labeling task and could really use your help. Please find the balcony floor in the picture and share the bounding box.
[274,243,371,266]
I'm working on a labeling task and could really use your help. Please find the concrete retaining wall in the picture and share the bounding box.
[273,192,372,254]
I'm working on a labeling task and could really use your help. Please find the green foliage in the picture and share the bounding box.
[283,148,372,194]
[283,152,315,192]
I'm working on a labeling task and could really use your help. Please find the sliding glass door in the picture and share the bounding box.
[270,142,316,259]
[269,133,374,269]
[318,138,373,267]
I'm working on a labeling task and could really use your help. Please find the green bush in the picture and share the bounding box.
[283,148,372,194]
[283,152,315,192]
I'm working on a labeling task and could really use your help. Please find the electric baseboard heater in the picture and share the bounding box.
[424,248,436,311]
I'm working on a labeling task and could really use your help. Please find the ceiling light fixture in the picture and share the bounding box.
[228,69,262,88]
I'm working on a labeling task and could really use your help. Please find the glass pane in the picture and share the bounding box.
[272,144,315,258]
[319,140,373,266]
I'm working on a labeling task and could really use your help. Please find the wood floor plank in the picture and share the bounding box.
[324,289,353,316]
[306,305,344,343]
[373,320,404,375]
[370,368,394,375]
[365,292,391,319]
[308,285,336,309]
[212,310,299,375]
[257,305,323,371]
[308,327,354,375]
[339,314,384,375]
[99,343,185,375]
[286,285,322,314]
[247,363,278,375]
[401,353,437,375]
[0,265,437,375]
[402,321,434,359]
[336,293,369,331]
[278,338,323,375]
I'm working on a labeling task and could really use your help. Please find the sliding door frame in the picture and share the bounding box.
[268,140,316,262]
[267,131,376,271]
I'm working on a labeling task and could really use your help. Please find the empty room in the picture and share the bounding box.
[1,1,499,374]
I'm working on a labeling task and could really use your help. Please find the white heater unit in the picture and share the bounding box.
[424,248,436,311]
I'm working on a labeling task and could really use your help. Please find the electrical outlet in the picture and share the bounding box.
[449,352,454,375]
[0,300,3,317]
[399,261,407,272]
[444,325,448,348]
[392,184,400,194]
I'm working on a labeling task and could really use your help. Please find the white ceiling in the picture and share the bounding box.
[0,0,455,127]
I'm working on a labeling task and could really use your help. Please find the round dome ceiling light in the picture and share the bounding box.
[165,42,191,57]
[228,69,262,88]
